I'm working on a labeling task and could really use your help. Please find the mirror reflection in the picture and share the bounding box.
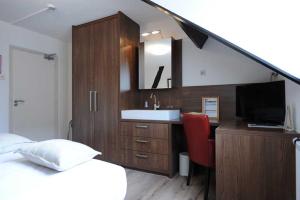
[139,38,172,89]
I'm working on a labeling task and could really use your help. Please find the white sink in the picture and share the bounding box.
[121,110,180,121]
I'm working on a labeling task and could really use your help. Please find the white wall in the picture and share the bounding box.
[0,20,69,138]
[286,79,300,133]
[140,18,272,86]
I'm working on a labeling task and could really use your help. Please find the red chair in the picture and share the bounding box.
[182,113,215,200]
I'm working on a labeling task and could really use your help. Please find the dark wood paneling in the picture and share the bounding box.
[172,39,182,88]
[216,122,297,200]
[121,136,169,154]
[123,150,169,173]
[73,12,140,165]
[72,25,95,148]
[119,12,140,111]
[92,16,119,161]
[120,121,169,139]
[137,84,236,120]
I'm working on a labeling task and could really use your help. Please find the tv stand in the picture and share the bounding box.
[216,121,298,200]
[247,123,284,129]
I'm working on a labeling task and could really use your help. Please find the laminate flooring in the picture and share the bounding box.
[125,169,216,200]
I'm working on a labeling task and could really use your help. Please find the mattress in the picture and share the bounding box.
[0,153,127,200]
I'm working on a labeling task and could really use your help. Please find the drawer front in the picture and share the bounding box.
[121,136,169,154]
[123,150,168,173]
[120,122,169,139]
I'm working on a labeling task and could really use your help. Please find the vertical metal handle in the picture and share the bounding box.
[89,91,93,112]
[94,91,97,112]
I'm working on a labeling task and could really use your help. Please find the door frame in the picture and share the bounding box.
[9,46,59,138]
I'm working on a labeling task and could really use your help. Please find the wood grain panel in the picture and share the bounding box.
[121,136,169,154]
[120,122,169,139]
[72,25,95,148]
[73,12,140,164]
[92,16,119,161]
[216,125,296,200]
[137,85,236,120]
[123,150,169,173]
[119,12,140,111]
[172,39,182,88]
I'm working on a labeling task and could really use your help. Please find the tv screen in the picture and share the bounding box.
[236,81,285,125]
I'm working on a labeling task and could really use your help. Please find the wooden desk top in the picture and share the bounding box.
[120,118,220,126]
[216,120,299,137]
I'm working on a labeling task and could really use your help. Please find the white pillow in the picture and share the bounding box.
[0,133,33,154]
[17,139,101,171]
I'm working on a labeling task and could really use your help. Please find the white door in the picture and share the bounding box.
[10,48,58,141]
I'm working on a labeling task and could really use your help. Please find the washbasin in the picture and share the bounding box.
[121,109,180,121]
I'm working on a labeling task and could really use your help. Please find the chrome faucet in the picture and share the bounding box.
[150,93,160,110]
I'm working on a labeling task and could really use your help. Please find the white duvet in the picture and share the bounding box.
[0,153,127,200]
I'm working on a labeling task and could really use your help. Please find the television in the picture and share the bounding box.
[236,81,286,126]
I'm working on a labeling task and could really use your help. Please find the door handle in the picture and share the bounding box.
[89,91,93,112]
[94,91,97,112]
[14,100,25,107]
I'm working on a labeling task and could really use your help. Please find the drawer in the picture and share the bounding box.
[120,122,169,139]
[121,136,169,155]
[123,150,169,173]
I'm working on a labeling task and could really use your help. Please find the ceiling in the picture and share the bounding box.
[146,0,300,84]
[0,0,168,42]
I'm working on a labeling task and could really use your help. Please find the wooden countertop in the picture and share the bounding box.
[120,118,220,126]
[216,120,299,137]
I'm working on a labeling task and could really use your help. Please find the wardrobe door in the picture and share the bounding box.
[92,17,119,161]
[72,25,95,148]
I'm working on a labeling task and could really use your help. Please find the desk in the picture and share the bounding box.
[120,118,219,177]
[120,118,219,126]
[216,121,299,200]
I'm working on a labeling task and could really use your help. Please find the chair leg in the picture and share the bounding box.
[204,167,211,200]
[187,160,194,186]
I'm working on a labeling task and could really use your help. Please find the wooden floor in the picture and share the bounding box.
[125,168,216,200]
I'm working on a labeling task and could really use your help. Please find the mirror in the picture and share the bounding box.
[139,38,172,89]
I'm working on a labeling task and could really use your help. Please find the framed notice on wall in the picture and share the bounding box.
[0,55,3,80]
[202,97,219,120]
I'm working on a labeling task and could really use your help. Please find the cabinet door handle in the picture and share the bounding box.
[135,125,149,129]
[135,154,148,159]
[94,91,97,112]
[135,139,149,144]
[89,91,93,112]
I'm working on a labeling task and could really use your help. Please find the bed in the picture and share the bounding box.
[0,152,127,200]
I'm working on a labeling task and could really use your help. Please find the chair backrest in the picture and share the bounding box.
[183,113,211,167]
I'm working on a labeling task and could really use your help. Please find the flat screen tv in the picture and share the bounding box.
[236,81,285,125]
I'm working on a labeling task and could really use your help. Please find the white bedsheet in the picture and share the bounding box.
[0,153,127,200]
[0,152,23,163]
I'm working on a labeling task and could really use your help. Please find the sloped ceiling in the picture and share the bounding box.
[142,0,300,85]
[0,0,167,41]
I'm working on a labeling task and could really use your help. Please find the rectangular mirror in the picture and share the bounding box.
[139,38,172,89]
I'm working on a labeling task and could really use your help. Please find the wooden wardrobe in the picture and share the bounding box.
[72,12,140,163]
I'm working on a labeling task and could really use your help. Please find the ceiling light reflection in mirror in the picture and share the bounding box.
[145,43,171,55]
